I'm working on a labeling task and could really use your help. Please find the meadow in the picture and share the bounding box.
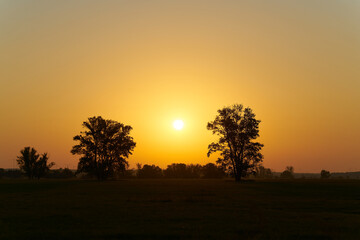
[1,179,360,239]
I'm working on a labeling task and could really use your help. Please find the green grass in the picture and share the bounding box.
[1,179,360,239]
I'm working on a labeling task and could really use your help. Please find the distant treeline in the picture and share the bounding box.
[2,165,358,180]
[0,163,225,179]
[0,168,75,179]
[135,163,225,179]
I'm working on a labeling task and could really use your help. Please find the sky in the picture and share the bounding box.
[0,0,359,172]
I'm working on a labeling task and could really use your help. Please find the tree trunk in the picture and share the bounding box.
[234,163,242,182]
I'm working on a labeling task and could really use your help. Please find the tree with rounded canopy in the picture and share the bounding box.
[207,104,264,181]
[320,169,331,179]
[16,147,54,179]
[71,116,136,180]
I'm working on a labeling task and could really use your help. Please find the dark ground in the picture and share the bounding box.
[1,179,360,239]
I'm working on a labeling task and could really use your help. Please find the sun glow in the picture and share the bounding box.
[173,120,184,130]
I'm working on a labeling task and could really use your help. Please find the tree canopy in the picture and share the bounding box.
[71,116,136,180]
[163,163,202,178]
[202,163,225,179]
[320,170,331,179]
[136,164,163,178]
[255,166,273,179]
[16,147,54,179]
[207,104,264,181]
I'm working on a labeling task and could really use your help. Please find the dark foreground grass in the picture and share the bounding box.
[1,179,360,240]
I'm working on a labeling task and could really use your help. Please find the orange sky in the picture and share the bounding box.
[1,1,359,172]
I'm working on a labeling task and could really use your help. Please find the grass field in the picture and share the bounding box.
[1,179,360,239]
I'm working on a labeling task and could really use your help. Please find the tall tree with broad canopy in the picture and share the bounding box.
[207,104,264,181]
[71,116,136,180]
[16,147,54,179]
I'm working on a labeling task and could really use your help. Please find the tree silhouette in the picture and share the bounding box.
[186,164,202,178]
[280,166,294,179]
[202,163,225,178]
[255,166,273,179]
[0,168,4,179]
[164,163,202,178]
[137,164,163,178]
[16,147,54,179]
[207,104,264,181]
[71,116,136,180]
[320,170,331,179]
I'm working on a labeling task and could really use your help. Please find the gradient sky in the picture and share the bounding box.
[1,0,359,172]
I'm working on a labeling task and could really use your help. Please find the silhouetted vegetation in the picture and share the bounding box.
[131,163,226,179]
[202,163,225,178]
[120,168,137,179]
[331,171,360,179]
[136,164,163,178]
[16,147,54,179]
[71,116,136,180]
[207,104,264,181]
[0,168,75,179]
[45,168,75,179]
[185,164,203,178]
[280,166,295,179]
[255,166,273,179]
[0,169,23,178]
[163,163,202,178]
[320,169,331,179]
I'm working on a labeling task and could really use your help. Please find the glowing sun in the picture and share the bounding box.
[173,119,184,130]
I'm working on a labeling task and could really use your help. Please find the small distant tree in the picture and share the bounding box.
[320,170,331,179]
[136,163,142,170]
[137,164,163,178]
[202,163,225,179]
[207,104,264,181]
[280,166,294,179]
[16,147,55,179]
[71,116,136,180]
